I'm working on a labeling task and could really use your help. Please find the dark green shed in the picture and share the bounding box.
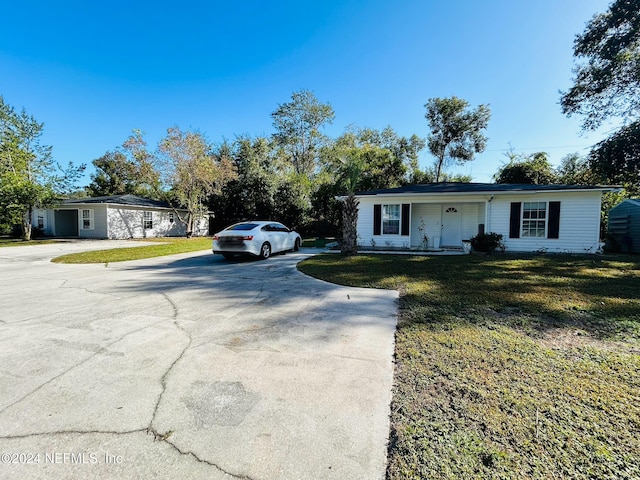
[608,199,640,253]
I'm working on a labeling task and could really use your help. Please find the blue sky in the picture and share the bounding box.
[1,0,614,184]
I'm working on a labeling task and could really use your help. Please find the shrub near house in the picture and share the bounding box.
[470,232,504,253]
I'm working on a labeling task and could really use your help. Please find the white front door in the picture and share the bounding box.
[441,205,462,247]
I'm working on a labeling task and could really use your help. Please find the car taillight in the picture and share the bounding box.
[242,235,253,240]
[213,235,219,240]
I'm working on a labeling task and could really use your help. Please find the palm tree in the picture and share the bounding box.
[339,152,361,256]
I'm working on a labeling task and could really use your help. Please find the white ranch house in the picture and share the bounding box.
[354,183,616,254]
[33,195,210,239]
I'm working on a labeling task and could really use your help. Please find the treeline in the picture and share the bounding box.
[2,88,638,241]
[83,91,476,238]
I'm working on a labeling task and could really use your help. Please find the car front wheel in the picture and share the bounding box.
[293,238,301,252]
[259,242,271,259]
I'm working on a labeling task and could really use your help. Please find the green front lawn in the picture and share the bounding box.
[51,237,213,263]
[298,253,640,479]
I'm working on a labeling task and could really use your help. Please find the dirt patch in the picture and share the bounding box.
[536,327,640,355]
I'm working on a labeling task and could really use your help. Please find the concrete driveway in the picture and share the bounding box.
[0,241,398,480]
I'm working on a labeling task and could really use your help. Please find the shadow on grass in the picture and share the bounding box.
[298,253,640,340]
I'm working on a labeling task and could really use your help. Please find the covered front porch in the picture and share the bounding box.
[409,202,486,249]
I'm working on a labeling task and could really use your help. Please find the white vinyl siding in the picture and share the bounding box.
[410,204,441,248]
[461,203,483,240]
[81,206,107,238]
[106,208,190,239]
[490,193,602,253]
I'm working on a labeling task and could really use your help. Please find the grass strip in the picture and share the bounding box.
[51,237,212,263]
[0,237,60,247]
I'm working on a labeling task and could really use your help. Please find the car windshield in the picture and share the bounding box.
[226,223,259,231]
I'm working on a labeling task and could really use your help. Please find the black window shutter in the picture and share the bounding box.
[548,201,561,239]
[401,204,410,236]
[509,202,521,238]
[373,204,381,235]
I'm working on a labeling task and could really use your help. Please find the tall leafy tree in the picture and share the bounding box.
[325,126,424,191]
[407,167,472,184]
[121,129,161,197]
[86,132,160,199]
[157,127,236,235]
[87,151,138,196]
[560,0,640,194]
[493,152,557,184]
[0,96,84,239]
[272,180,308,230]
[589,122,640,196]
[312,125,425,238]
[560,0,640,130]
[555,152,598,185]
[271,89,335,176]
[351,126,426,179]
[209,136,277,230]
[309,176,342,237]
[555,152,628,237]
[425,97,490,182]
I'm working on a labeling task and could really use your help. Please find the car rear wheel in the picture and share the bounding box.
[293,238,301,252]
[259,242,271,259]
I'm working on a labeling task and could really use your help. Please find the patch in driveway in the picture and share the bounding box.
[182,381,261,427]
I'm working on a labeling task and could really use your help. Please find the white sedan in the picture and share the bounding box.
[212,221,302,260]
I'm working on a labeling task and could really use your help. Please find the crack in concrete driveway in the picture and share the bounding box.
[0,243,397,479]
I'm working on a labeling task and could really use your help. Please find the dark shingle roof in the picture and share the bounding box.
[62,195,172,209]
[355,182,616,196]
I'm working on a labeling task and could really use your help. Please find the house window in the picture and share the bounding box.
[382,204,400,234]
[36,211,45,229]
[168,212,174,223]
[81,209,94,230]
[522,202,546,237]
[374,203,410,236]
[143,211,153,230]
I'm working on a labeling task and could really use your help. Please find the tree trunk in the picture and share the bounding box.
[21,206,33,241]
[186,212,194,238]
[341,194,359,256]
[435,154,444,183]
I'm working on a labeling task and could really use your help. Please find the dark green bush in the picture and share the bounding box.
[470,232,504,253]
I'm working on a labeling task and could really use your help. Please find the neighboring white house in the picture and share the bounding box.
[607,198,640,253]
[353,183,617,254]
[32,195,210,239]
